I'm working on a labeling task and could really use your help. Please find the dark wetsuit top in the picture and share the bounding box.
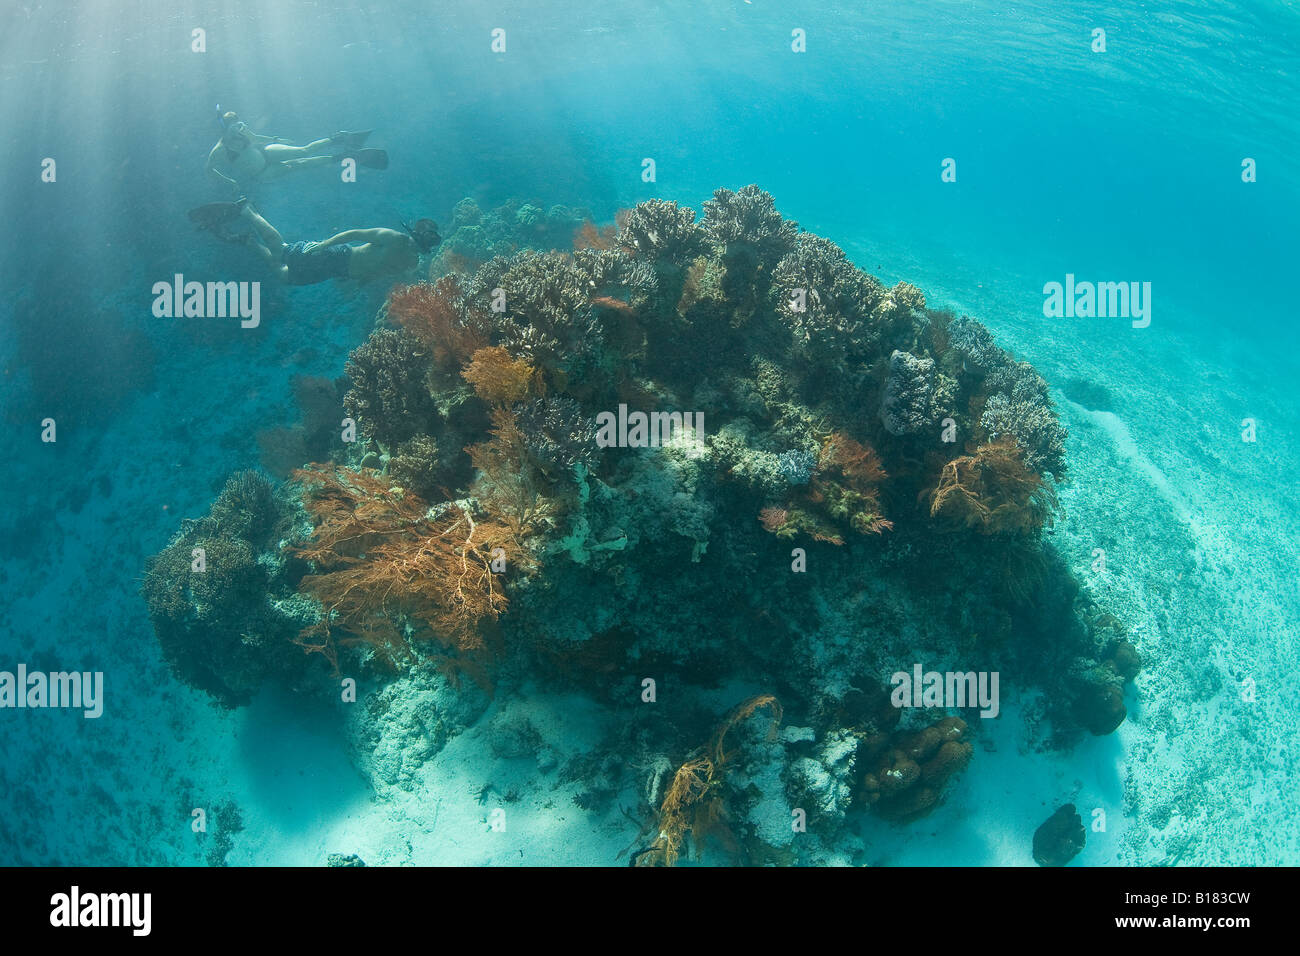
[281,241,353,286]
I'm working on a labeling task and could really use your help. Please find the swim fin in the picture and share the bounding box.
[188,200,245,231]
[335,147,388,170]
[330,129,373,147]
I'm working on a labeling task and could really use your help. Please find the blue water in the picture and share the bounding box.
[2,1,1297,866]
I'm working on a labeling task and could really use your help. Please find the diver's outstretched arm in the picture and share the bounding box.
[309,228,388,252]
[205,144,240,190]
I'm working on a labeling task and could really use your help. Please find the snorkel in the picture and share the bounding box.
[401,218,442,254]
[216,108,247,143]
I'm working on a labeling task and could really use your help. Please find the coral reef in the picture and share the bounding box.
[428,197,592,277]
[143,185,1136,865]
[619,199,708,266]
[342,327,443,446]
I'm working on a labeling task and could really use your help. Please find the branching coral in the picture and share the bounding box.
[512,396,599,479]
[926,438,1057,535]
[342,327,442,446]
[701,185,798,261]
[946,315,1003,374]
[618,199,709,265]
[141,471,311,707]
[771,233,885,357]
[387,434,443,500]
[977,361,1068,477]
[464,251,605,380]
[572,248,658,304]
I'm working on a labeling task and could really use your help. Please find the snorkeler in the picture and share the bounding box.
[205,110,388,191]
[191,199,440,285]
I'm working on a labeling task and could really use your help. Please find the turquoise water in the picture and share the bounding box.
[1,1,1296,866]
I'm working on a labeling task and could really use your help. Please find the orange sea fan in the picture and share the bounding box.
[635,694,782,868]
[461,346,536,406]
[819,432,887,485]
[927,438,1056,535]
[386,276,487,368]
[574,212,632,252]
[291,465,517,666]
[758,507,788,532]
[573,219,618,251]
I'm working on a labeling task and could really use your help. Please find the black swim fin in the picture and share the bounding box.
[330,129,373,147]
[335,148,388,170]
[188,200,245,231]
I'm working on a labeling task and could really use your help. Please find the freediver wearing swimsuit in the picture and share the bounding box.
[205,110,389,192]
[189,199,441,285]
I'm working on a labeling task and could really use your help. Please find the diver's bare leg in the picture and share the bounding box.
[241,205,287,257]
[278,155,338,171]
[242,238,290,282]
[262,140,333,162]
